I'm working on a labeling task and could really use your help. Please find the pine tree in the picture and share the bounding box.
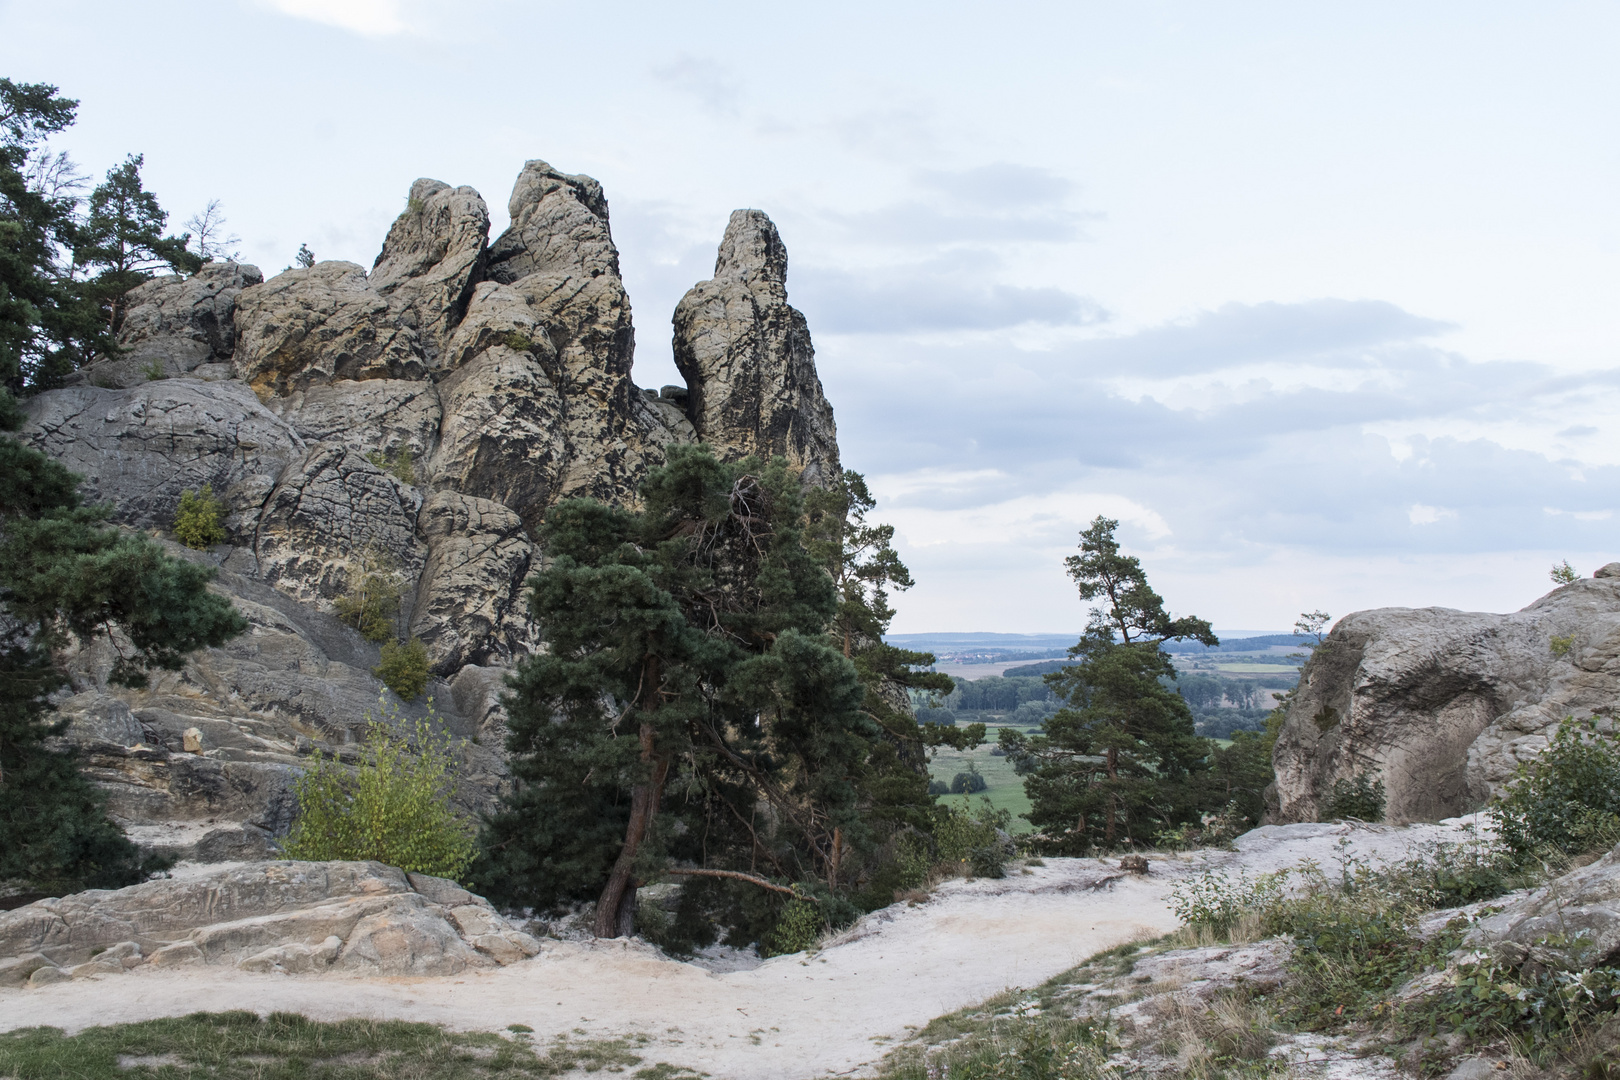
[0,78,108,392]
[476,446,874,937]
[0,398,247,891]
[75,153,200,333]
[1000,516,1219,854]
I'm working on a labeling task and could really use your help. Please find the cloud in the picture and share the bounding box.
[1559,424,1599,438]
[652,56,741,117]
[258,0,409,35]
[794,265,1104,333]
[915,163,1074,207]
[1408,504,1457,525]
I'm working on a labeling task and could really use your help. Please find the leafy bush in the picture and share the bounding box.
[1408,953,1620,1049]
[763,898,823,956]
[951,769,988,794]
[1489,717,1620,858]
[333,552,402,642]
[279,696,476,880]
[927,779,950,796]
[173,487,226,549]
[139,358,166,381]
[1552,559,1581,584]
[375,637,430,701]
[1322,770,1385,821]
[1551,633,1577,658]
[1169,868,1285,934]
[935,799,1012,879]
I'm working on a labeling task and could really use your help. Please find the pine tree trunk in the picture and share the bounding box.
[594,656,668,938]
[1104,747,1118,844]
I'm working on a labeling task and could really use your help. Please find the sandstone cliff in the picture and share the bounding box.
[18,162,841,863]
[1272,563,1620,824]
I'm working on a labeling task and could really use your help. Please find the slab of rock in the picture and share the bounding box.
[233,262,427,395]
[1466,840,1620,970]
[268,379,442,464]
[21,379,305,535]
[411,491,536,671]
[84,262,266,385]
[0,861,539,979]
[673,210,840,487]
[1272,572,1620,824]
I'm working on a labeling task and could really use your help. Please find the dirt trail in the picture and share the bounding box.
[0,819,1476,1079]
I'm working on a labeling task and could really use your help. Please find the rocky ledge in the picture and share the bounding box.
[0,861,539,986]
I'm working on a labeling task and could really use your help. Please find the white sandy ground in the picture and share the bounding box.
[0,818,1483,1079]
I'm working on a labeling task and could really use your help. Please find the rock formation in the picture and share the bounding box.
[17,161,843,866]
[674,209,840,486]
[0,861,539,984]
[1272,563,1620,824]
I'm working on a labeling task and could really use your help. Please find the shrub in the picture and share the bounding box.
[927,779,949,796]
[951,769,989,794]
[763,898,823,956]
[935,799,1012,879]
[139,358,166,381]
[1490,716,1620,858]
[1322,770,1385,821]
[376,637,430,701]
[333,552,402,642]
[1169,868,1285,934]
[1552,559,1581,585]
[279,696,475,880]
[1551,633,1577,659]
[173,487,226,549]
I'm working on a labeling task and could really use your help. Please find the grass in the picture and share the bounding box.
[0,1012,687,1079]
[929,731,1033,831]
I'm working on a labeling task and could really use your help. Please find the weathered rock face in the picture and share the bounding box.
[0,862,539,983]
[673,209,840,486]
[1272,566,1620,824]
[16,162,844,864]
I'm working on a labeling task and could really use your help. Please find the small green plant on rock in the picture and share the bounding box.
[333,551,403,642]
[1552,559,1582,585]
[139,358,167,381]
[366,446,416,485]
[279,695,475,880]
[173,486,227,549]
[1551,633,1577,659]
[376,636,430,701]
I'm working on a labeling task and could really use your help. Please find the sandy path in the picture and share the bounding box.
[0,819,1477,1079]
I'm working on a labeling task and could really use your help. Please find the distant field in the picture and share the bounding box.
[929,727,1034,832]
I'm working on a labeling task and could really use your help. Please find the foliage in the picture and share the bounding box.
[1552,559,1581,585]
[366,446,416,485]
[1321,770,1386,822]
[1408,953,1620,1049]
[74,153,200,333]
[279,696,475,881]
[0,398,244,891]
[1489,716,1620,858]
[763,898,824,956]
[934,798,1012,878]
[375,637,430,701]
[1169,868,1286,934]
[1551,633,1577,658]
[172,486,225,549]
[332,551,402,642]
[952,768,988,794]
[1000,516,1222,854]
[476,446,870,935]
[0,1010,654,1079]
[295,243,315,268]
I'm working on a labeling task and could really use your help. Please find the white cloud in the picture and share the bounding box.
[258,0,409,36]
[1408,504,1458,525]
[878,489,1172,550]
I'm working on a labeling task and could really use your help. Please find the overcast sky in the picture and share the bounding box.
[5,1,1618,634]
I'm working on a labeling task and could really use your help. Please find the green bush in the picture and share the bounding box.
[172,487,226,549]
[279,696,475,880]
[951,769,988,794]
[935,798,1011,879]
[1490,717,1620,858]
[333,553,402,642]
[763,898,823,956]
[376,637,430,701]
[139,358,167,381]
[1322,770,1385,821]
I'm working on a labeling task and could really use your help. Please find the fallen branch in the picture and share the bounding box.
[661,867,799,897]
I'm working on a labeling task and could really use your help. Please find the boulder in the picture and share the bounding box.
[369,179,490,365]
[88,262,265,384]
[1466,841,1620,971]
[673,209,840,487]
[233,262,427,395]
[0,861,539,978]
[1272,573,1620,824]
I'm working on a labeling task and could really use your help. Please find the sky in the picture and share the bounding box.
[4,0,1619,634]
